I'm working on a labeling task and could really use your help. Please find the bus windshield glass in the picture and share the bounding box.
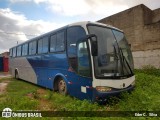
[88,25,134,78]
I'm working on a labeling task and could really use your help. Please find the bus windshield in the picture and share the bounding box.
[88,25,134,78]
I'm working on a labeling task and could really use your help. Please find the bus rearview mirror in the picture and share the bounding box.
[91,39,98,56]
[77,34,98,56]
[88,34,98,56]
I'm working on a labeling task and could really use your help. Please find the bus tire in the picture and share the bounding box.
[15,70,19,79]
[58,78,67,95]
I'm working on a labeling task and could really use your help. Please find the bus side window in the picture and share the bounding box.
[22,44,25,56]
[13,47,17,57]
[38,39,43,54]
[9,49,12,57]
[25,44,28,55]
[29,42,32,55]
[56,32,65,52]
[17,46,22,57]
[22,43,28,56]
[38,37,48,54]
[50,34,56,52]
[67,26,86,72]
[29,41,37,55]
[42,36,49,53]
[32,41,37,54]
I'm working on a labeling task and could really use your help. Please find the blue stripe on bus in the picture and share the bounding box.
[27,53,93,101]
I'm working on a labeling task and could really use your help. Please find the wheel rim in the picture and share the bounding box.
[58,79,66,94]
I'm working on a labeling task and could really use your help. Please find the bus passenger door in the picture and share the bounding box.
[76,41,93,101]
[67,26,92,100]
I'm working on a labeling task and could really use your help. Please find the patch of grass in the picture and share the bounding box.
[45,90,53,100]
[117,71,160,111]
[135,65,160,77]
[0,77,12,82]
[0,69,159,119]
[0,79,39,110]
[50,94,101,111]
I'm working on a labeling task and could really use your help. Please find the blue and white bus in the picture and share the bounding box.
[9,21,135,102]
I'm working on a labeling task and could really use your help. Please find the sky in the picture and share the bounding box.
[0,0,160,53]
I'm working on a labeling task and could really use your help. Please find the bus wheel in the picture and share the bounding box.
[58,78,67,95]
[15,70,19,79]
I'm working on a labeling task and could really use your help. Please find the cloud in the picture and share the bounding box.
[31,0,128,18]
[3,0,160,53]
[10,0,32,3]
[31,0,159,18]
[0,8,63,53]
[9,0,128,17]
[46,0,91,16]
[9,0,160,21]
[9,0,160,17]
[120,0,160,10]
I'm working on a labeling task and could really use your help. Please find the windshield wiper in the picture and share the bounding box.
[113,44,120,76]
[119,48,133,75]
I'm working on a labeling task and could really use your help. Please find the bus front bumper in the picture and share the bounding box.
[93,85,135,103]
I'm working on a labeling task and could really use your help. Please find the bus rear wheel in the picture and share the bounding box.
[58,78,67,95]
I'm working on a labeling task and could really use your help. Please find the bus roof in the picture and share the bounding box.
[68,21,122,31]
[10,21,122,49]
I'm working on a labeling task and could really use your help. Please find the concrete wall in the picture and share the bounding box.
[133,50,160,69]
[98,4,160,68]
[152,8,160,23]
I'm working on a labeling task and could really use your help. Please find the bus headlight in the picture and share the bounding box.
[96,86,112,92]
[131,81,135,86]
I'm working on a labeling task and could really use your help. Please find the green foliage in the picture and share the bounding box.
[135,65,160,77]
[45,90,53,100]
[0,80,39,110]
[32,91,40,99]
[0,69,159,119]
[117,71,160,111]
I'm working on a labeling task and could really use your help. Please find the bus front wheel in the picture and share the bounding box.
[58,78,67,95]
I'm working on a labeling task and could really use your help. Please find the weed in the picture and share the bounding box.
[0,69,159,119]
[32,91,40,99]
[46,90,53,100]
[135,65,160,77]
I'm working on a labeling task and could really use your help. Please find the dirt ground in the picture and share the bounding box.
[0,72,11,79]
[0,80,10,94]
[0,72,11,94]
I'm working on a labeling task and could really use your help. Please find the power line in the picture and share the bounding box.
[0,31,40,36]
